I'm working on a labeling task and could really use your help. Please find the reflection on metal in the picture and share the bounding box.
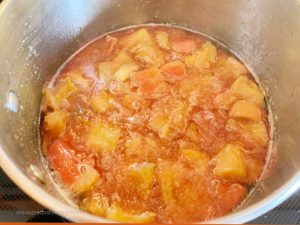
[5,90,19,113]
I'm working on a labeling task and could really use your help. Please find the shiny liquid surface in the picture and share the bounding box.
[40,26,270,223]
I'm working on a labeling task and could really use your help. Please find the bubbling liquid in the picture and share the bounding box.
[40,25,270,223]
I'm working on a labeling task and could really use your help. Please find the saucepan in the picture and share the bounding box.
[0,0,300,223]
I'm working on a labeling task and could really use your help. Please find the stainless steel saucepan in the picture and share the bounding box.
[0,0,300,223]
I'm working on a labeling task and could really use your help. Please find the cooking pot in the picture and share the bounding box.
[1,0,300,223]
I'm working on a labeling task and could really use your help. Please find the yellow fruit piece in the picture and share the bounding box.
[98,50,136,82]
[125,132,144,155]
[149,112,170,138]
[214,91,238,110]
[67,72,90,89]
[72,166,100,194]
[179,75,214,98]
[44,78,76,110]
[114,50,134,64]
[155,31,170,50]
[182,149,207,161]
[144,136,160,152]
[87,122,120,152]
[226,119,269,147]
[44,110,68,137]
[177,185,198,209]
[120,28,153,48]
[213,144,247,180]
[107,205,156,223]
[114,63,139,82]
[182,149,209,173]
[158,168,175,204]
[184,42,217,71]
[121,94,143,111]
[227,57,248,78]
[246,121,269,147]
[230,76,264,107]
[43,88,57,110]
[178,139,199,151]
[80,193,109,217]
[186,122,201,143]
[202,42,217,63]
[160,124,171,139]
[131,42,165,67]
[229,100,262,121]
[128,162,155,196]
[55,78,76,104]
[121,28,164,67]
[170,102,190,130]
[149,112,167,133]
[91,91,113,113]
[98,61,118,81]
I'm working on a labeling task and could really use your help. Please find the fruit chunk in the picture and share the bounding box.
[213,144,247,180]
[246,121,269,147]
[157,161,178,205]
[47,138,79,184]
[87,122,121,152]
[44,78,76,110]
[158,168,175,204]
[161,60,186,83]
[229,100,261,121]
[131,68,162,87]
[114,50,134,64]
[140,80,169,99]
[131,68,168,98]
[43,88,57,110]
[121,94,149,111]
[144,136,160,158]
[184,42,217,71]
[114,63,139,82]
[182,149,207,161]
[181,149,209,173]
[80,193,109,217]
[125,132,144,156]
[120,28,152,48]
[226,119,269,147]
[128,162,155,196]
[98,61,117,82]
[130,42,165,67]
[214,91,237,110]
[226,57,248,78]
[98,50,135,82]
[71,166,100,194]
[91,91,113,113]
[172,39,196,53]
[67,72,90,89]
[149,111,170,138]
[186,122,201,143]
[169,102,190,131]
[55,78,77,102]
[44,110,68,137]
[121,28,164,67]
[107,205,156,223]
[230,76,264,107]
[155,31,170,50]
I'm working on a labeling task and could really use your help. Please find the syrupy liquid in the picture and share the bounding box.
[40,25,270,223]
